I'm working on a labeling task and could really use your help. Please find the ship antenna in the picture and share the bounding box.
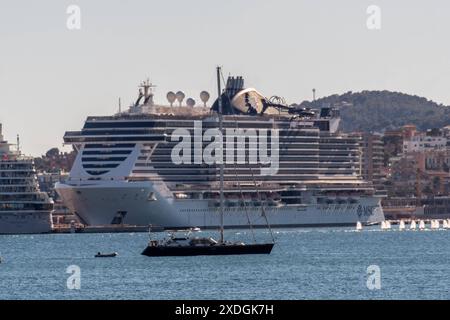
[217,66,225,244]
[16,134,20,154]
[140,78,156,105]
[118,97,122,113]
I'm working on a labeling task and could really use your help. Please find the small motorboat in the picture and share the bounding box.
[95,252,118,258]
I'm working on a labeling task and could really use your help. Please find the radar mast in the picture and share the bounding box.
[140,78,156,106]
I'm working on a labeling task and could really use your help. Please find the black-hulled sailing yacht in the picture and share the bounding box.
[141,67,274,256]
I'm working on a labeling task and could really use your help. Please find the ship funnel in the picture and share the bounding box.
[225,76,244,97]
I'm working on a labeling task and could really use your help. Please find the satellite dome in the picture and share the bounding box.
[166,91,176,106]
[186,98,195,108]
[176,91,185,106]
[200,91,210,106]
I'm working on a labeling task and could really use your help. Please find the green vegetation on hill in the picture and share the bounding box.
[299,90,450,132]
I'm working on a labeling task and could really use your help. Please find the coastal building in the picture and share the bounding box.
[383,129,404,160]
[350,132,385,192]
[403,128,448,153]
[387,150,449,196]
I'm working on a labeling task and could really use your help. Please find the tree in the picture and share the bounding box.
[45,148,60,158]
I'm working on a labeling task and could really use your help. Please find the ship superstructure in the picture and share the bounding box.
[56,77,384,228]
[0,124,53,234]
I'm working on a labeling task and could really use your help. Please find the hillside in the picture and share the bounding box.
[298,91,450,132]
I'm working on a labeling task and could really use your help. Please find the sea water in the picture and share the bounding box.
[0,227,449,299]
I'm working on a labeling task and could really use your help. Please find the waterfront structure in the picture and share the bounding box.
[56,77,385,228]
[0,124,53,234]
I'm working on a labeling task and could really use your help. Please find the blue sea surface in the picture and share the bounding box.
[0,227,449,299]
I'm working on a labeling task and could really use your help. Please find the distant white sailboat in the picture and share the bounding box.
[385,220,391,230]
[419,220,425,230]
[399,220,405,231]
[443,220,449,229]
[434,220,440,229]
[410,220,417,230]
[380,221,387,230]
[356,221,362,231]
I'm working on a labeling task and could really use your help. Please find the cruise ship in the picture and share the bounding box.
[56,76,385,228]
[0,124,53,234]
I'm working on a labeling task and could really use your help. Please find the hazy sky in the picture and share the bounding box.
[1,0,450,156]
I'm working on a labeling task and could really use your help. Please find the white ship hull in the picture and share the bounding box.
[56,181,384,228]
[0,211,53,235]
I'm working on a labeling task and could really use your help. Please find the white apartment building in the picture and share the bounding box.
[403,134,448,153]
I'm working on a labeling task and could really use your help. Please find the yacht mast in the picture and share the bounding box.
[217,66,225,244]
